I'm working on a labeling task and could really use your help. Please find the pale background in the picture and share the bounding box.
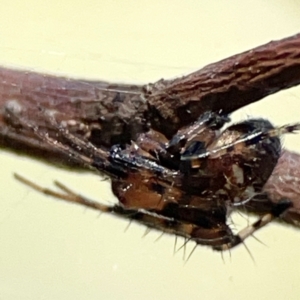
[0,1,300,299]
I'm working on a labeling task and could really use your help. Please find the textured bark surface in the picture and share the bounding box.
[1,33,300,155]
[146,33,300,136]
[264,150,300,226]
[0,68,147,163]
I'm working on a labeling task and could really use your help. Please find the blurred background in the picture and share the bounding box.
[0,1,300,299]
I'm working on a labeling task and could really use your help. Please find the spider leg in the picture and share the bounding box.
[14,173,239,249]
[5,106,111,170]
[182,121,300,160]
[5,106,156,180]
[166,110,230,154]
[213,198,292,251]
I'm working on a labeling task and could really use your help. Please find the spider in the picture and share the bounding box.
[1,33,300,255]
[8,102,300,252]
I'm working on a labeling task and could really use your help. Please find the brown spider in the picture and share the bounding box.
[9,105,299,251]
[2,33,300,253]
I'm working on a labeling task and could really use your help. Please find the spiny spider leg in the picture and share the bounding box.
[14,173,293,251]
[5,106,118,176]
[6,105,179,181]
[166,111,230,154]
[14,173,235,248]
[182,121,300,160]
[214,199,292,251]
